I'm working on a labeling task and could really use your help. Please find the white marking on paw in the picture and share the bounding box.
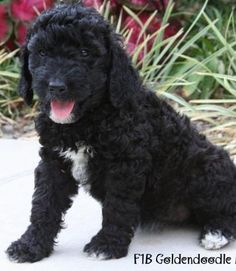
[200,230,229,250]
[87,252,108,260]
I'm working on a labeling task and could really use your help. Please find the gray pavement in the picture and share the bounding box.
[0,139,236,271]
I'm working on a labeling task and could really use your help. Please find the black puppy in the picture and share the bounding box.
[6,4,236,262]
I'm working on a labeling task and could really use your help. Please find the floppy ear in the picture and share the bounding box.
[18,44,33,105]
[109,37,141,108]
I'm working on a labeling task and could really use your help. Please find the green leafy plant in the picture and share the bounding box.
[0,0,235,157]
[106,0,236,155]
[0,48,20,118]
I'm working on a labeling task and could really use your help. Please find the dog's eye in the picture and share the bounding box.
[39,50,46,57]
[80,49,89,57]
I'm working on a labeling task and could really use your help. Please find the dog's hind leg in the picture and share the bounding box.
[192,190,236,250]
[193,182,236,250]
[200,226,233,250]
[186,147,236,250]
[192,186,236,250]
[6,158,78,263]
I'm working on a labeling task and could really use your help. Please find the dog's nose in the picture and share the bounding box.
[49,81,67,94]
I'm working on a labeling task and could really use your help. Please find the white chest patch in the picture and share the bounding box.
[200,230,230,250]
[58,144,94,189]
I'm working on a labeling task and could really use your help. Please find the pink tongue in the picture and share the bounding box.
[51,100,75,120]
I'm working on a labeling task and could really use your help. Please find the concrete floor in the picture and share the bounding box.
[0,139,236,271]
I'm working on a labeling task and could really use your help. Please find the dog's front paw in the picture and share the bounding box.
[6,239,51,263]
[83,231,129,260]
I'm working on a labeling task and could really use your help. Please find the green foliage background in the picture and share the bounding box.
[0,0,235,154]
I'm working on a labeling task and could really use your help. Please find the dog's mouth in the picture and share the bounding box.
[50,100,76,124]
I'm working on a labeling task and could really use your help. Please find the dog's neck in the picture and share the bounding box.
[35,99,117,150]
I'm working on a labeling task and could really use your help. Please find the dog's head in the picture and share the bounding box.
[19,4,140,124]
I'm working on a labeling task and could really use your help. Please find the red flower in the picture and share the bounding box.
[124,12,180,61]
[123,12,161,60]
[0,4,12,43]
[11,0,54,22]
[118,0,169,11]
[110,0,121,13]
[5,38,16,51]
[82,0,103,10]
[15,22,28,46]
[150,0,169,11]
[164,19,181,39]
[83,0,121,13]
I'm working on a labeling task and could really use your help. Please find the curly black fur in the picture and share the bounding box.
[6,3,236,262]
